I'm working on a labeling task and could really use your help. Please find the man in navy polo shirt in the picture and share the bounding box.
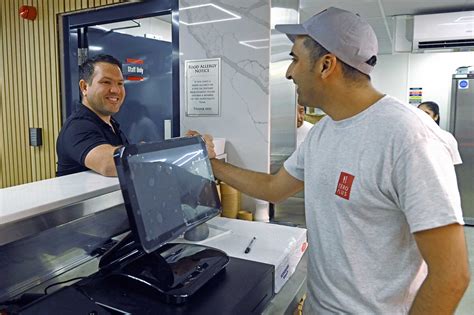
[56,54,128,177]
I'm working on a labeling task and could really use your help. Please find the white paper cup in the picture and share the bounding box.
[213,138,226,156]
[254,199,269,222]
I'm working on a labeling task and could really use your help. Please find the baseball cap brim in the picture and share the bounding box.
[275,24,307,42]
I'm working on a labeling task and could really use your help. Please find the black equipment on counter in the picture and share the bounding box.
[98,136,229,305]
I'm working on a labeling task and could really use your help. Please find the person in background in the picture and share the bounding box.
[189,7,469,314]
[418,101,462,165]
[56,54,128,177]
[127,102,160,143]
[296,104,313,147]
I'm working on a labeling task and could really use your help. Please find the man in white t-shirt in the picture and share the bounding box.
[189,7,470,314]
[296,104,313,148]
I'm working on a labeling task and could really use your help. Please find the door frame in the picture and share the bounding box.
[58,0,180,137]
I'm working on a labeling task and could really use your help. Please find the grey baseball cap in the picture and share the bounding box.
[275,7,378,75]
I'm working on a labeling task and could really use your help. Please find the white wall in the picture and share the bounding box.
[179,0,270,210]
[372,51,474,130]
[371,54,409,104]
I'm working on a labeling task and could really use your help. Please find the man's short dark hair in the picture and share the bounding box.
[79,54,122,84]
[303,37,370,82]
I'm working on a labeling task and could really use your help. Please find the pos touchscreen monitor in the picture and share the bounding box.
[114,136,221,254]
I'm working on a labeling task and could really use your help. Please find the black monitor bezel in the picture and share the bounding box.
[114,136,221,253]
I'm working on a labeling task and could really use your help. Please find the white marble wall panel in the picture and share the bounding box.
[179,0,271,183]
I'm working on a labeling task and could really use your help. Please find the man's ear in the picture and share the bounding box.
[320,54,337,79]
[79,79,88,97]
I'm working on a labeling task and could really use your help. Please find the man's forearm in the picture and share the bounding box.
[410,223,471,314]
[409,271,469,314]
[85,144,121,177]
[210,159,277,202]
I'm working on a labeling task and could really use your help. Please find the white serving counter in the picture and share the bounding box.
[0,171,120,225]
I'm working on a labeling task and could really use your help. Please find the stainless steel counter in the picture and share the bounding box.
[0,174,127,303]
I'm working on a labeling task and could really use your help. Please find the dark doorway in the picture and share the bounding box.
[59,0,180,142]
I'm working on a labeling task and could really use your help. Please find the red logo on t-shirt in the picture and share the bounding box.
[335,172,355,200]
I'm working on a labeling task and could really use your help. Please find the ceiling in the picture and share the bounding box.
[299,0,474,54]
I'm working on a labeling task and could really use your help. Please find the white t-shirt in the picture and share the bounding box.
[284,95,463,314]
[439,128,462,165]
[297,120,313,148]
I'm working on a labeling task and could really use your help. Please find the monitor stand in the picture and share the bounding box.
[98,233,229,305]
[183,222,209,241]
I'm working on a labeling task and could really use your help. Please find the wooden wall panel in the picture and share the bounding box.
[0,6,4,187]
[0,0,122,188]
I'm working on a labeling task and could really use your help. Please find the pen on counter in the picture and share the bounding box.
[244,236,257,254]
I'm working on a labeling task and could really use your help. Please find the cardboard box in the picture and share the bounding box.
[176,217,307,293]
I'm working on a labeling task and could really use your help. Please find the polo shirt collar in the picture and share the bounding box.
[77,102,122,130]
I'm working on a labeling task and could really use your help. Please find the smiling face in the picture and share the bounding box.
[80,62,125,121]
[286,36,320,108]
[285,36,334,112]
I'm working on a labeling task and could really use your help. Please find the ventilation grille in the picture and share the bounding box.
[418,38,474,49]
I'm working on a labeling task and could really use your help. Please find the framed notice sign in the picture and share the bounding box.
[185,58,221,116]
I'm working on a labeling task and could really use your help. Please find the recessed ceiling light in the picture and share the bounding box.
[94,25,110,32]
[89,45,103,51]
[239,39,269,49]
[180,3,241,26]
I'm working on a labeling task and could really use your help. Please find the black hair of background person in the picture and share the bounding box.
[418,101,440,125]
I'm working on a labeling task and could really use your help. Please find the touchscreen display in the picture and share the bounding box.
[115,137,221,253]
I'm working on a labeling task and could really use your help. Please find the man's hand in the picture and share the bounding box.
[185,130,216,159]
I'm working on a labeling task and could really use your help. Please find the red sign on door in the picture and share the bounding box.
[124,58,145,81]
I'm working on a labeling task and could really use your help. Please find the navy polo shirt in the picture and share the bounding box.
[56,103,128,176]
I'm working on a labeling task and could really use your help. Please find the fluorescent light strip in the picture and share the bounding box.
[455,16,474,22]
[94,25,110,32]
[173,150,202,167]
[180,3,241,26]
[239,39,269,49]
[440,21,474,26]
